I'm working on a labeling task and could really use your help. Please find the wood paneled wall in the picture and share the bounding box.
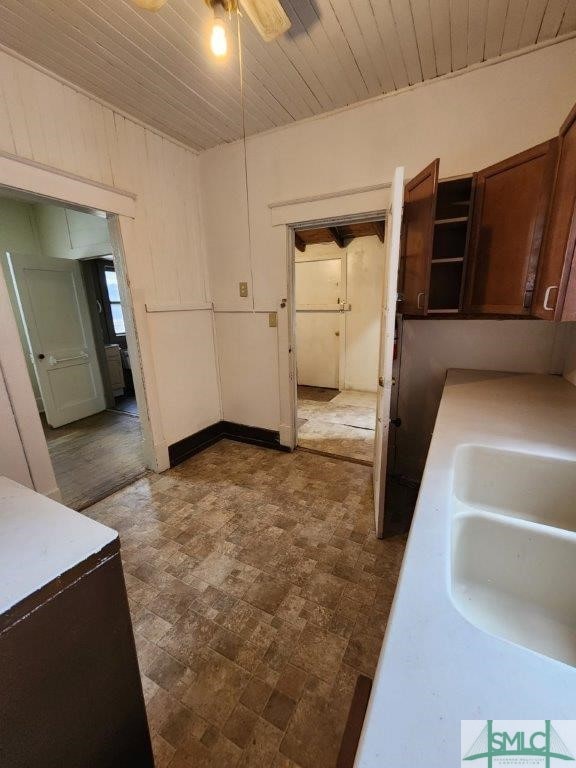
[0,49,221,458]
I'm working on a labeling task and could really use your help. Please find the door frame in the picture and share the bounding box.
[0,153,161,501]
[285,210,389,452]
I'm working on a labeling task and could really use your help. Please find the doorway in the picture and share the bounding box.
[293,219,386,464]
[1,194,147,509]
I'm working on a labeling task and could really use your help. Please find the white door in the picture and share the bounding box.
[373,166,405,537]
[295,258,341,389]
[9,255,106,428]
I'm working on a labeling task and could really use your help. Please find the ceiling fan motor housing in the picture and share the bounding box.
[205,0,238,13]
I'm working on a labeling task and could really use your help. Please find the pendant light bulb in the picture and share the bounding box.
[211,4,228,58]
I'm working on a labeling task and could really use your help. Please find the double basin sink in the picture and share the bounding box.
[451,445,576,667]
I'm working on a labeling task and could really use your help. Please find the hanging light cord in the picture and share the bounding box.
[236,8,256,311]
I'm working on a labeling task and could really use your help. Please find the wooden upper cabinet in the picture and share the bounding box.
[399,159,439,315]
[463,140,558,315]
[532,103,576,321]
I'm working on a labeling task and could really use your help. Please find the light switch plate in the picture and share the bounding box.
[268,312,278,328]
[239,282,248,298]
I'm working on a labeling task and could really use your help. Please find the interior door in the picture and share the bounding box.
[399,159,439,315]
[9,255,106,428]
[295,258,341,388]
[374,166,405,538]
[463,139,559,315]
[532,102,576,321]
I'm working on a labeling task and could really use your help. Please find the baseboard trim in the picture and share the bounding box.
[168,423,224,466]
[168,420,289,467]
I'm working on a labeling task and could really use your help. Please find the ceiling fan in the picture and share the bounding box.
[131,0,291,56]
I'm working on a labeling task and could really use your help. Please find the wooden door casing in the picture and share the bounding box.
[399,159,439,315]
[463,139,559,315]
[532,103,576,321]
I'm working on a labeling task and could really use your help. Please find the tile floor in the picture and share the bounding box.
[86,439,407,768]
[297,389,377,463]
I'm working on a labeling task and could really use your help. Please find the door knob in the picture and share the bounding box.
[37,353,45,360]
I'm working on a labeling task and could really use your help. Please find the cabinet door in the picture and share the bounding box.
[532,104,576,321]
[463,140,558,315]
[399,159,439,315]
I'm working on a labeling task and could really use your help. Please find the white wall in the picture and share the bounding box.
[200,38,576,447]
[0,49,221,487]
[35,205,111,260]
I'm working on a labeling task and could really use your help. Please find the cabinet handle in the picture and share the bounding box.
[543,285,558,311]
[417,292,425,310]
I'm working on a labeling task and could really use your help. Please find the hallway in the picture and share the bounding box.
[86,440,406,768]
[297,387,377,464]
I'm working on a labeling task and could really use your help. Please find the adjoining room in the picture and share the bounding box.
[294,220,385,464]
[1,195,146,509]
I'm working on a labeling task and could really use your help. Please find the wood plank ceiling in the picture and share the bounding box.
[0,0,574,152]
[295,220,385,251]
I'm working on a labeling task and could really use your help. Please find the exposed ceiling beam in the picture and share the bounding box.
[375,221,385,243]
[329,227,345,248]
[295,232,306,252]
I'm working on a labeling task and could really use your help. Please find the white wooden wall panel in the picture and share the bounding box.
[214,312,280,429]
[0,0,574,150]
[0,50,221,450]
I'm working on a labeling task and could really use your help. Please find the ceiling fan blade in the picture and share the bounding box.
[240,0,291,41]
[131,0,168,10]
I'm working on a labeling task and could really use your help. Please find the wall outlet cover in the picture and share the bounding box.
[239,282,248,297]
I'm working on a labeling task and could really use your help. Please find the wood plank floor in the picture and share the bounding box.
[43,409,147,510]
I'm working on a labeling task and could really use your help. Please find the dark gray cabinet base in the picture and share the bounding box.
[0,541,153,768]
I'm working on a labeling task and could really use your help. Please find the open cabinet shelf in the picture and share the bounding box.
[428,176,474,312]
[434,216,469,225]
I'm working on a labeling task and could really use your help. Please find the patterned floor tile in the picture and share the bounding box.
[85,440,407,767]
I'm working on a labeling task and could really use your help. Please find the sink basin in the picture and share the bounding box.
[452,513,576,667]
[452,446,576,667]
[454,445,576,532]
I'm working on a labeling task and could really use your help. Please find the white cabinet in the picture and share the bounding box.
[34,205,112,260]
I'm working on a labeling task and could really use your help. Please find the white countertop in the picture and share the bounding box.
[0,476,117,614]
[356,370,576,767]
